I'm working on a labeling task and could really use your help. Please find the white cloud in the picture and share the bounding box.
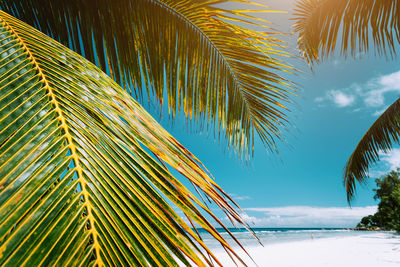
[315,70,400,113]
[372,106,388,116]
[370,71,400,106]
[362,70,400,108]
[239,206,377,228]
[379,70,400,90]
[367,148,400,178]
[327,90,355,107]
[229,193,251,201]
[367,169,387,178]
[364,90,385,107]
[380,148,400,171]
[316,90,355,108]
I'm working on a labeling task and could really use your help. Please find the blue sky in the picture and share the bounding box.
[145,0,400,228]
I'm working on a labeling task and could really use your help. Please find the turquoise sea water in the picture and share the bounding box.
[197,228,387,249]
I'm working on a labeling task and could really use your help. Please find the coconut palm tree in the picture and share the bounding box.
[293,0,400,201]
[0,1,295,266]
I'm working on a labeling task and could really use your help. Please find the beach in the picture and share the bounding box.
[210,231,400,267]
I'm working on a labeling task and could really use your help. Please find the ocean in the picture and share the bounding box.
[197,228,383,250]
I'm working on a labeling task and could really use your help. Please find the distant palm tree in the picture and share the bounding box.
[293,0,400,201]
[0,1,295,266]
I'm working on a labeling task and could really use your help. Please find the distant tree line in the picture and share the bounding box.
[356,169,400,232]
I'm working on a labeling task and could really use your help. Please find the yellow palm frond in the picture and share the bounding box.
[0,11,253,266]
[293,0,400,65]
[2,0,296,156]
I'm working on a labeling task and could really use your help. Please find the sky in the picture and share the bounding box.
[146,0,400,228]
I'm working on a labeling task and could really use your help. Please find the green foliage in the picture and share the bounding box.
[357,170,400,232]
[360,215,377,227]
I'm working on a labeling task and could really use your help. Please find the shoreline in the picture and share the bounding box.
[210,232,400,266]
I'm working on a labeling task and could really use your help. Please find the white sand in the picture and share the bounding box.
[212,232,400,267]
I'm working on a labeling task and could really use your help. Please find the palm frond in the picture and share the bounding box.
[1,0,296,156]
[344,98,400,202]
[0,10,253,266]
[293,0,400,65]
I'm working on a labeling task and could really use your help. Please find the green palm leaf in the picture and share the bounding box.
[1,0,296,156]
[293,0,400,65]
[0,10,252,266]
[344,98,400,202]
